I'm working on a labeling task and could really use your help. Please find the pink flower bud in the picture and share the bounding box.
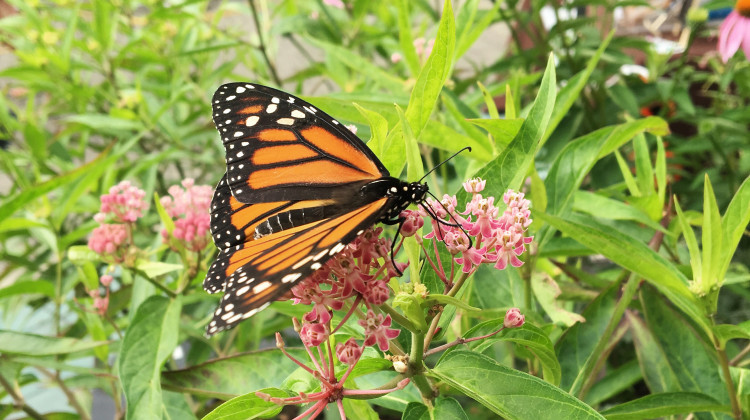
[504,308,525,328]
[335,338,362,365]
[299,322,330,347]
[100,275,113,287]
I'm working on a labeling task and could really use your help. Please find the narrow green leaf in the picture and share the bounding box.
[0,331,107,356]
[306,38,403,91]
[397,0,420,76]
[615,150,641,196]
[531,274,586,327]
[633,134,654,196]
[427,294,481,313]
[398,105,423,182]
[64,114,143,135]
[505,84,517,119]
[354,103,388,158]
[460,54,556,202]
[455,0,500,60]
[119,295,181,420]
[600,392,729,420]
[573,191,664,232]
[462,321,561,386]
[639,287,729,409]
[161,348,310,399]
[154,192,175,235]
[714,321,750,348]
[431,350,604,419]
[627,311,681,393]
[0,281,55,300]
[404,0,456,142]
[134,260,182,279]
[477,81,500,119]
[542,30,613,146]
[701,175,723,302]
[422,119,493,158]
[674,199,702,285]
[585,360,643,406]
[467,118,524,150]
[719,175,750,280]
[0,147,110,223]
[202,388,288,420]
[536,211,711,338]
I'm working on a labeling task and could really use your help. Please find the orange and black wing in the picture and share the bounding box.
[204,175,392,335]
[211,82,389,204]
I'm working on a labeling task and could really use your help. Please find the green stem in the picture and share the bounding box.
[129,268,177,298]
[247,0,281,86]
[0,374,45,420]
[408,330,434,402]
[715,336,742,419]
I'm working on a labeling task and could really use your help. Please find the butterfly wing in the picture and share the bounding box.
[205,84,398,336]
[211,82,389,203]
[205,175,393,335]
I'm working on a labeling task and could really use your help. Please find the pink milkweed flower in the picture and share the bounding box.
[718,0,750,62]
[160,179,213,252]
[391,52,403,63]
[299,322,330,347]
[504,308,525,328]
[88,224,128,258]
[359,310,400,351]
[462,178,486,194]
[399,210,423,237]
[335,338,363,365]
[96,181,147,223]
[323,0,344,9]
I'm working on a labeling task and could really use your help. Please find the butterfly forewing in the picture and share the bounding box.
[211,83,389,204]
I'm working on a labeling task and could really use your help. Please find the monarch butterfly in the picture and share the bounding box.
[204,83,431,336]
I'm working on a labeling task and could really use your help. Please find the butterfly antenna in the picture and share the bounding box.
[424,191,474,250]
[418,147,472,183]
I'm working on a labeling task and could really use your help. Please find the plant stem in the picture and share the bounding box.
[408,330,434,402]
[247,0,281,86]
[716,340,742,419]
[0,374,45,420]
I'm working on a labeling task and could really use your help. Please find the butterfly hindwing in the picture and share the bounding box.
[211,83,389,204]
[205,196,391,335]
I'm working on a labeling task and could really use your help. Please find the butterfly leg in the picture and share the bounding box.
[382,216,406,276]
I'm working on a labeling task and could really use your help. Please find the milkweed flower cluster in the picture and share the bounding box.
[88,181,147,263]
[718,0,750,63]
[261,330,410,420]
[265,228,406,418]
[160,178,213,252]
[411,178,533,282]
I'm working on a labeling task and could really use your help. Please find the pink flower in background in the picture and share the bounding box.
[323,0,344,9]
[359,310,400,351]
[504,308,525,328]
[718,0,750,62]
[96,181,147,223]
[88,224,128,259]
[160,179,213,252]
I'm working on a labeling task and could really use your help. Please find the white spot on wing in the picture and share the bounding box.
[246,116,260,126]
[277,118,294,126]
[282,273,302,283]
[291,110,305,119]
[266,104,277,113]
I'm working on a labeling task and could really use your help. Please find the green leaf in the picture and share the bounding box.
[392,294,427,332]
[537,117,668,248]
[306,38,403,92]
[675,199,702,285]
[161,348,310,399]
[460,54,556,202]
[427,293,481,313]
[542,31,613,147]
[467,118,524,150]
[397,0,420,76]
[557,285,618,391]
[535,211,711,338]
[714,321,750,348]
[342,399,379,420]
[0,147,110,223]
[134,260,183,279]
[639,287,730,412]
[119,295,181,420]
[627,311,681,393]
[202,388,288,420]
[573,191,664,232]
[455,0,501,60]
[701,175,723,302]
[402,397,469,420]
[719,175,750,280]
[463,321,561,386]
[600,392,729,419]
[0,331,107,356]
[404,0,455,142]
[477,81,500,120]
[64,114,143,135]
[431,350,604,419]
[585,360,643,406]
[0,281,55,300]
[531,274,586,327]
[398,105,423,182]
[354,103,388,158]
[421,119,493,159]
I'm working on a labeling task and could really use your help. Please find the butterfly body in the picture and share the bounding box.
[204,83,427,336]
